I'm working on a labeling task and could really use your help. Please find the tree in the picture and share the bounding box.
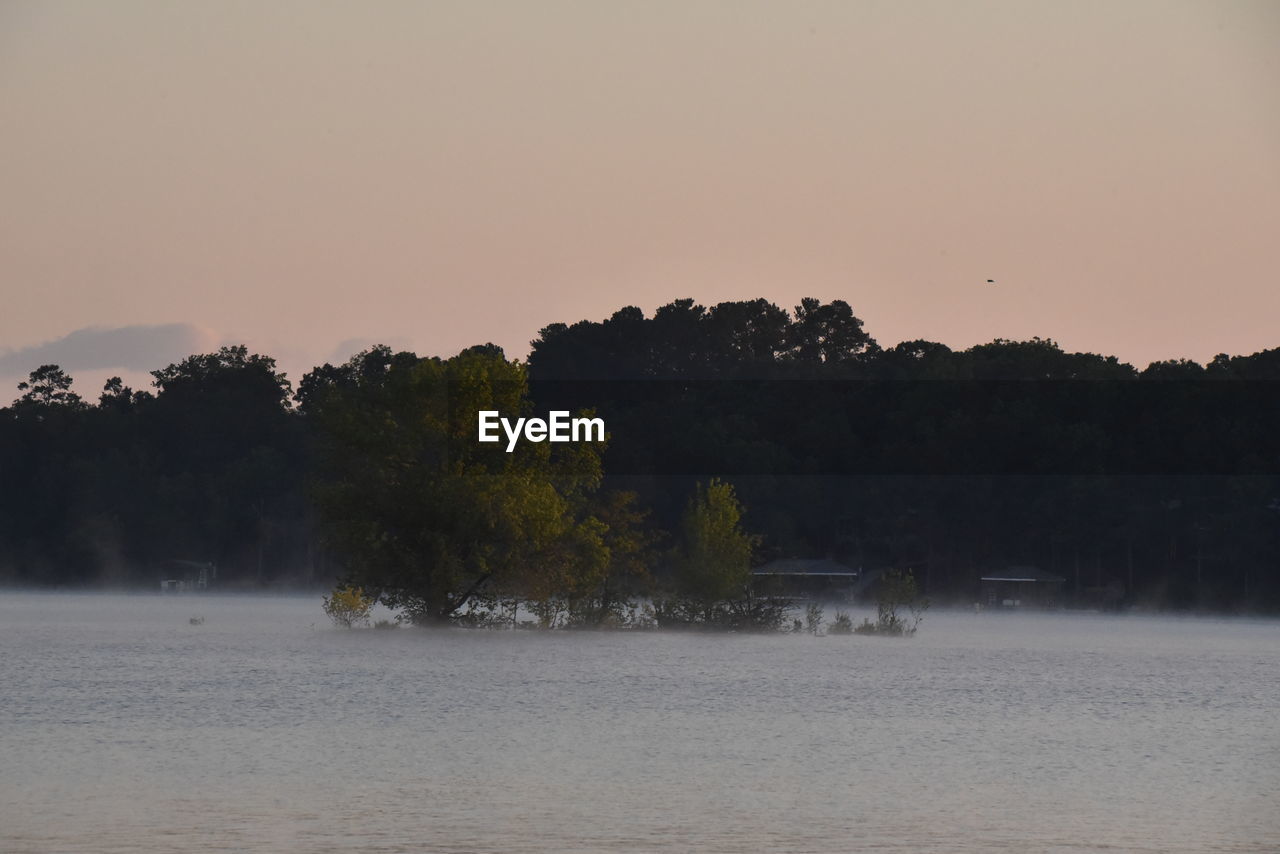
[562,489,660,626]
[304,345,610,624]
[787,298,877,365]
[702,298,791,369]
[322,585,374,628]
[673,479,756,616]
[1140,359,1206,380]
[14,365,84,409]
[856,568,928,636]
[136,346,305,584]
[964,338,1136,380]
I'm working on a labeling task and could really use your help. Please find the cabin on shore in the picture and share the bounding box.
[159,559,216,593]
[979,565,1065,609]
[752,558,861,601]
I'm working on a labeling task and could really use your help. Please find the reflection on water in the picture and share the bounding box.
[1,592,1277,852]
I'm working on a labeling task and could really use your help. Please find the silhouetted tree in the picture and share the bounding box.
[13,365,84,410]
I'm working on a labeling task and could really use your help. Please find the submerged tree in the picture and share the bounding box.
[659,478,779,627]
[559,488,659,627]
[856,568,929,637]
[322,585,374,628]
[303,345,612,624]
[676,479,754,603]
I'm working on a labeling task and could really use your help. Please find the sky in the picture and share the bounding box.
[2,0,1277,396]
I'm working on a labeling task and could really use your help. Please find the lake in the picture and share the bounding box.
[1,592,1276,852]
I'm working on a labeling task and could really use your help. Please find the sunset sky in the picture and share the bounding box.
[2,0,1277,394]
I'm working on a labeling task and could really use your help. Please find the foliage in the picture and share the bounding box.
[805,602,824,635]
[2,299,1280,614]
[14,365,85,410]
[674,479,756,609]
[828,611,854,634]
[564,489,659,626]
[854,569,929,637]
[151,345,292,404]
[323,585,373,628]
[649,478,784,629]
[0,347,304,588]
[725,588,790,631]
[528,297,879,379]
[651,590,788,632]
[303,345,614,625]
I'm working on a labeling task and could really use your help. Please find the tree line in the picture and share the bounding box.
[2,298,1277,616]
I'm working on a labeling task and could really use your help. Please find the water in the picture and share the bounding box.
[1,593,1277,853]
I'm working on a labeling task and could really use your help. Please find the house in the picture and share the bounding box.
[979,565,1065,609]
[752,558,861,600]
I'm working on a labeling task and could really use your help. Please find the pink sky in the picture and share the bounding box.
[2,0,1277,395]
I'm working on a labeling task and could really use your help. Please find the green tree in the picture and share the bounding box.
[673,479,757,618]
[303,345,609,624]
[562,489,659,627]
[322,585,374,628]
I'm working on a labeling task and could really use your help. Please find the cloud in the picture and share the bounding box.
[0,323,220,379]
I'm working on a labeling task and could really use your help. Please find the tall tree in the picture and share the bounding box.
[675,479,756,609]
[304,345,610,623]
[142,345,304,582]
[13,365,85,410]
[787,298,877,365]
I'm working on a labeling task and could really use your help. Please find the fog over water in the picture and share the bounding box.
[2,592,1277,852]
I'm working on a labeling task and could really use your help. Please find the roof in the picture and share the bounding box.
[753,558,860,578]
[980,565,1066,583]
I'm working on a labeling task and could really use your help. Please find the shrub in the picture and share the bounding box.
[874,569,928,636]
[323,585,373,628]
[828,611,853,634]
[805,602,824,635]
[851,570,930,636]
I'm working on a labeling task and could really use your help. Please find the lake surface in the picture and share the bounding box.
[1,592,1276,853]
